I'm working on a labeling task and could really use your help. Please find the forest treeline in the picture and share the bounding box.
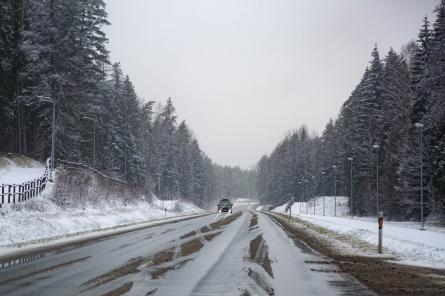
[256,1,445,220]
[0,0,256,207]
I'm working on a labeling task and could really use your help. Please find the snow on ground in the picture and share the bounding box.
[273,197,445,269]
[0,155,46,184]
[233,198,258,206]
[275,195,350,217]
[0,186,203,249]
[0,155,205,251]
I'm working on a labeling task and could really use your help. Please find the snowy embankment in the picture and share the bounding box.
[0,155,204,251]
[0,154,46,184]
[273,196,445,269]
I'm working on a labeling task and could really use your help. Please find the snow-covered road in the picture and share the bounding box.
[0,204,373,296]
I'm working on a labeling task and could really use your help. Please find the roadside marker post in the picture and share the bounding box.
[378,211,383,254]
[285,198,294,220]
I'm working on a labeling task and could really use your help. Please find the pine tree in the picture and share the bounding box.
[379,49,412,219]
[430,0,445,214]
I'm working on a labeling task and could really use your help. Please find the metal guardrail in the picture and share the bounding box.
[0,159,51,207]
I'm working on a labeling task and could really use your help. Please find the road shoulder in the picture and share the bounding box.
[265,212,445,296]
[0,213,208,263]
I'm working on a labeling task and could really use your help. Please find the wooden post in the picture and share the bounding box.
[0,184,3,208]
[18,184,23,202]
[8,185,12,203]
[31,180,35,198]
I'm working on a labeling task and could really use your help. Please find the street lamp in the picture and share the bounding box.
[156,172,163,198]
[304,179,309,214]
[321,171,326,216]
[348,157,353,218]
[82,116,97,169]
[332,165,337,216]
[312,175,316,215]
[415,122,425,230]
[373,144,380,215]
[124,144,127,181]
[37,96,55,180]
[298,181,302,213]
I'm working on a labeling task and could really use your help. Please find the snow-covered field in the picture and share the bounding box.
[0,156,204,251]
[273,196,445,269]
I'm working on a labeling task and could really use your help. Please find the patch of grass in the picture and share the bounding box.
[249,214,258,228]
[200,226,211,233]
[152,248,175,266]
[210,212,242,230]
[81,257,145,290]
[151,266,175,279]
[180,231,196,239]
[150,259,191,280]
[180,239,204,257]
[101,282,133,296]
[204,231,222,241]
[249,235,263,260]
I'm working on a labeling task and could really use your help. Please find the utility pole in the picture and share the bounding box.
[348,157,353,218]
[333,165,337,216]
[321,171,326,216]
[304,179,308,214]
[51,99,55,180]
[373,144,380,215]
[124,144,127,181]
[415,123,425,230]
[298,181,302,213]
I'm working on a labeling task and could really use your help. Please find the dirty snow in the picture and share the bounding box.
[273,197,445,269]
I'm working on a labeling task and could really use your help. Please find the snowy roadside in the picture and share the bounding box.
[0,182,206,259]
[0,212,208,262]
[272,198,445,269]
[0,155,46,184]
[0,155,206,256]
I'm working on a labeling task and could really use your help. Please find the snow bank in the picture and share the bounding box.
[273,199,445,269]
[0,184,204,249]
[0,154,46,184]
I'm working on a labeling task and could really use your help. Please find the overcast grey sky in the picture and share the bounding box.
[104,0,438,169]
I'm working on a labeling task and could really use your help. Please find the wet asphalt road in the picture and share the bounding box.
[0,204,373,296]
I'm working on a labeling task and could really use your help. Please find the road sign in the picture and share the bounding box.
[285,199,294,212]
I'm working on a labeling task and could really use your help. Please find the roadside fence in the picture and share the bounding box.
[0,158,51,208]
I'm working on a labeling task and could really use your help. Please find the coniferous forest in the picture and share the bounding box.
[256,1,445,220]
[0,0,256,208]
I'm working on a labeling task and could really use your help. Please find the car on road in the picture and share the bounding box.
[217,199,233,213]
